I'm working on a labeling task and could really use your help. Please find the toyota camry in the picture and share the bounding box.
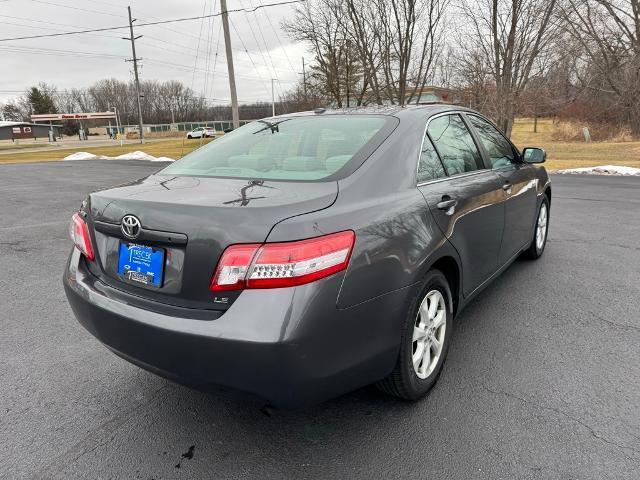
[63,105,551,408]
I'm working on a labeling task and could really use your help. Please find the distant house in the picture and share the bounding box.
[407,86,460,104]
[334,86,461,107]
[0,121,62,141]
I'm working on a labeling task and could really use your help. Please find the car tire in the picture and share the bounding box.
[187,135,192,139]
[523,195,549,260]
[376,269,453,401]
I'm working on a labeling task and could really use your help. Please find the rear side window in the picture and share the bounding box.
[161,115,389,181]
[417,133,446,183]
[467,115,516,169]
[427,114,484,175]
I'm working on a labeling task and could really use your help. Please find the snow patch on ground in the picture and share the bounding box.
[63,151,175,162]
[114,150,156,161]
[63,152,103,161]
[557,165,640,176]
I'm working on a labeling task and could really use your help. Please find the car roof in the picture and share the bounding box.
[268,103,475,121]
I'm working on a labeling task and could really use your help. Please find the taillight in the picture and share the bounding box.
[210,243,261,291]
[209,230,355,291]
[69,212,95,261]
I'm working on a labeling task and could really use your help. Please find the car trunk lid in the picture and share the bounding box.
[85,174,338,310]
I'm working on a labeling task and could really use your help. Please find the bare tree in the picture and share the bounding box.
[1,102,25,121]
[459,0,559,137]
[454,47,496,115]
[366,0,449,105]
[560,0,640,134]
[343,0,386,103]
[283,0,358,107]
[284,0,448,106]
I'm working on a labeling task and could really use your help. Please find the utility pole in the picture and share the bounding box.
[302,56,307,100]
[220,0,239,129]
[123,5,145,144]
[271,78,275,117]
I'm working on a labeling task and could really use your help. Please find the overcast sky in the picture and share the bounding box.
[0,0,307,106]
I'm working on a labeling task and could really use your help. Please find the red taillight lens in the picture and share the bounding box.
[209,243,260,291]
[69,212,95,261]
[209,230,355,291]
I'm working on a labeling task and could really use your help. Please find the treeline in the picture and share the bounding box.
[0,80,298,133]
[283,0,640,137]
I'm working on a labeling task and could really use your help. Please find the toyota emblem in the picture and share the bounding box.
[121,214,141,239]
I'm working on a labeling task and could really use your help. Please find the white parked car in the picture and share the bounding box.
[186,127,217,139]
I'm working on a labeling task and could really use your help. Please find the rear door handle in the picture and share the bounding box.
[437,198,457,210]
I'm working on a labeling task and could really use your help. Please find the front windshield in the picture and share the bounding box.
[161,115,388,181]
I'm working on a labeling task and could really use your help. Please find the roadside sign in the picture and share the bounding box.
[30,112,117,121]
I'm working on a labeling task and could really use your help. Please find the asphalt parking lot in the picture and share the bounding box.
[1,161,639,479]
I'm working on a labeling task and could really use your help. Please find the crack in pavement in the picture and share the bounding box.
[547,238,640,252]
[554,196,640,205]
[588,310,640,334]
[480,384,640,462]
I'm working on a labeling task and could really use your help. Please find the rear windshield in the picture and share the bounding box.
[160,115,390,181]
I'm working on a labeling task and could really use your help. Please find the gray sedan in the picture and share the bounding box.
[63,105,550,408]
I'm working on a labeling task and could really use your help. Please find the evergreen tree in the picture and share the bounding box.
[27,85,57,115]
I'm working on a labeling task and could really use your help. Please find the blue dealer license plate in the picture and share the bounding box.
[117,242,164,287]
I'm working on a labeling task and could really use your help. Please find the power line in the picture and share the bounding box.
[202,0,216,98]
[143,57,296,84]
[255,0,302,103]
[0,0,306,42]
[0,42,295,84]
[0,19,122,40]
[229,17,272,98]
[0,14,126,42]
[255,0,297,75]
[241,4,278,81]
[0,30,293,75]
[30,0,124,18]
[0,44,126,60]
[245,0,285,98]
[0,23,128,41]
[0,13,117,32]
[209,20,223,100]
[190,0,209,91]
[134,37,295,74]
[0,12,297,65]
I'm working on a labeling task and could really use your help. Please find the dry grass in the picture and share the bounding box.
[0,142,50,151]
[1,118,639,170]
[549,120,634,142]
[511,118,640,170]
[144,130,186,139]
[0,137,215,165]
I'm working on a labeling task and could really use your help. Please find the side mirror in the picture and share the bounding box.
[522,147,546,164]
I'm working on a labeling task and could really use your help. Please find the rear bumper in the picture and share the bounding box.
[63,249,410,407]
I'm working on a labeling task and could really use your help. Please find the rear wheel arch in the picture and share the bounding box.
[430,256,460,317]
[377,268,454,400]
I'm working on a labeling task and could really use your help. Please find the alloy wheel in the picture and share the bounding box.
[412,290,447,379]
[536,203,548,251]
